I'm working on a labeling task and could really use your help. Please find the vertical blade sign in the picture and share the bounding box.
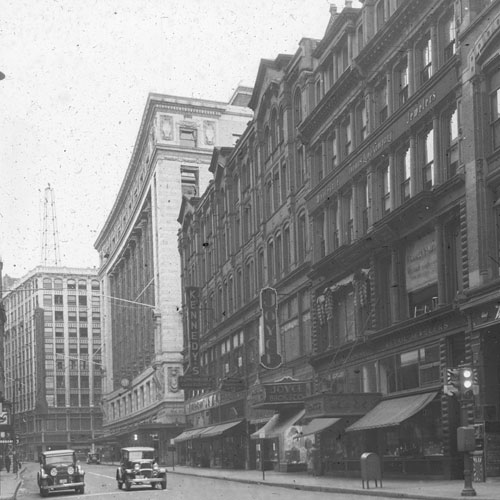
[186,287,200,375]
[259,287,282,369]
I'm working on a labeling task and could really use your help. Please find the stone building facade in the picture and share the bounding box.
[94,90,252,462]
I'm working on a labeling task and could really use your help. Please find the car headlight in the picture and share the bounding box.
[67,466,75,475]
[153,463,159,471]
[134,463,141,472]
[50,468,58,477]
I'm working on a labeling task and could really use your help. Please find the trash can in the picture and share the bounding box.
[360,452,382,489]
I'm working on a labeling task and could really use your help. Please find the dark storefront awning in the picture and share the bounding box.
[346,392,438,432]
[199,420,244,438]
[300,417,340,437]
[173,420,244,443]
[173,428,205,443]
[250,409,305,439]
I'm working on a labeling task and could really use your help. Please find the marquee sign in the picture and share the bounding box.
[186,287,201,375]
[248,377,309,408]
[259,287,282,369]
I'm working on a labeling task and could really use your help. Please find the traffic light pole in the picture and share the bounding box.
[458,368,476,497]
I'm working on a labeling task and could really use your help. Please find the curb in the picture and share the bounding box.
[167,470,499,500]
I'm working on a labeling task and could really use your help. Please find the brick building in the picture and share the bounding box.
[2,266,102,460]
[177,0,500,480]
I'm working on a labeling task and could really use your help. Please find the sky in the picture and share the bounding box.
[0,0,359,279]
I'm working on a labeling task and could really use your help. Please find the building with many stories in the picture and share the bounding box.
[94,89,253,462]
[2,266,102,460]
[176,0,500,480]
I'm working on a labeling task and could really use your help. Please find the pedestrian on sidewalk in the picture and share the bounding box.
[5,453,11,473]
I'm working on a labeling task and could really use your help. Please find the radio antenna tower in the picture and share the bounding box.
[41,183,61,266]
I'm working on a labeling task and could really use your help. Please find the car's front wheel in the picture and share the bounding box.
[40,488,49,498]
[125,479,132,491]
[161,479,167,490]
[76,485,85,494]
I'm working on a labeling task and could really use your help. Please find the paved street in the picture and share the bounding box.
[16,462,376,500]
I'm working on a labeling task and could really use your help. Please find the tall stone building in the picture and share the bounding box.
[2,266,102,459]
[177,0,500,480]
[94,89,252,461]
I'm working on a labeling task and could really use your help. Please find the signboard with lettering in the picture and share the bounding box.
[248,377,309,408]
[0,411,10,429]
[405,232,437,292]
[186,287,201,374]
[259,287,282,369]
[304,393,381,418]
[178,375,214,390]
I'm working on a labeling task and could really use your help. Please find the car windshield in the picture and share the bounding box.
[128,450,154,461]
[45,454,74,465]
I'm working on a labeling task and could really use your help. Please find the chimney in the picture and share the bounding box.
[329,4,337,15]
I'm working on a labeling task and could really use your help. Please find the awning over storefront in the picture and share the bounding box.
[300,417,340,437]
[250,409,305,439]
[173,428,202,443]
[173,420,244,442]
[345,392,438,432]
[199,420,244,438]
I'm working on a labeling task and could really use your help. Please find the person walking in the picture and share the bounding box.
[5,453,11,473]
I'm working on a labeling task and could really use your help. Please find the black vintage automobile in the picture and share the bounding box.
[86,452,100,464]
[116,447,167,490]
[37,449,85,497]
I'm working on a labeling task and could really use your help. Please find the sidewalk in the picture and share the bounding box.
[0,469,23,500]
[168,465,500,500]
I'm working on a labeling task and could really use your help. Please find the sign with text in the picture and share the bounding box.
[249,378,309,408]
[0,411,10,428]
[178,375,214,391]
[405,232,437,292]
[186,287,201,375]
[259,287,282,369]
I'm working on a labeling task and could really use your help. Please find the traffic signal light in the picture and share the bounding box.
[444,368,460,396]
[459,366,474,399]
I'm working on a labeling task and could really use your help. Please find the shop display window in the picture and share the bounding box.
[382,401,443,457]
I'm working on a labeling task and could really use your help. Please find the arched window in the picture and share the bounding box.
[78,280,87,290]
[54,279,63,289]
[293,88,302,126]
[43,278,52,289]
[91,280,100,291]
[67,279,76,290]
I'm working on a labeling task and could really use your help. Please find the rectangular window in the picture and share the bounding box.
[180,128,196,147]
[423,128,434,190]
[67,295,76,305]
[421,36,432,84]
[490,72,500,150]
[78,295,87,306]
[341,116,352,158]
[181,166,199,197]
[376,81,388,125]
[398,61,409,107]
[446,108,459,178]
[382,163,391,214]
[43,294,52,307]
[400,146,411,202]
[54,295,63,306]
[444,18,456,60]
